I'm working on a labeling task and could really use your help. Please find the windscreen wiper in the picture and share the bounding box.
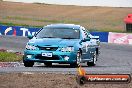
[42,37,57,38]
[61,37,76,39]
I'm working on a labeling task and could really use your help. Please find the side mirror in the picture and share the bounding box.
[82,38,90,42]
[27,34,33,39]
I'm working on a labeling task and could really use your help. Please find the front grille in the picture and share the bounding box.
[35,54,59,60]
[38,46,58,51]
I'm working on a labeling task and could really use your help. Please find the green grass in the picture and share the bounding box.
[0,21,127,33]
[1,16,128,33]
[0,20,129,33]
[0,21,42,28]
[0,52,22,62]
[94,28,125,33]
[4,16,80,24]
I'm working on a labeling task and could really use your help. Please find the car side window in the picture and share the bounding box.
[81,27,88,39]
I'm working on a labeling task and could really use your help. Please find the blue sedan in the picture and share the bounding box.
[23,24,100,67]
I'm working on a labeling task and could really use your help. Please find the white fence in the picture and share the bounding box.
[3,0,132,7]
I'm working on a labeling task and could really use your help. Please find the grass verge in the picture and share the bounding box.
[0,51,22,62]
[0,21,127,33]
[0,21,42,28]
[3,16,80,24]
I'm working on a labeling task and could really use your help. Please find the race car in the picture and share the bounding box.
[23,24,100,67]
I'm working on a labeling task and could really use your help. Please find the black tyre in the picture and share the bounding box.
[96,48,100,60]
[87,51,97,67]
[70,63,78,68]
[24,61,34,67]
[44,62,52,67]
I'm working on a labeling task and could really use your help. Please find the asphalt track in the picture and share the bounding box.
[0,35,132,74]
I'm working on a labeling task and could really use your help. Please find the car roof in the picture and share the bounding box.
[44,24,81,29]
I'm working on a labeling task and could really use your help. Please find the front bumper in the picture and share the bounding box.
[23,50,77,64]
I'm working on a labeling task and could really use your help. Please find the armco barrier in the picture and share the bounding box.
[108,32,132,45]
[0,25,109,42]
[1,25,132,44]
[0,25,40,37]
[91,32,109,42]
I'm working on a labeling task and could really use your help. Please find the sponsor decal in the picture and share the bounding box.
[3,27,16,36]
[0,25,40,36]
[108,32,132,44]
[0,25,109,42]
[20,28,36,36]
[76,67,131,85]
[4,27,12,35]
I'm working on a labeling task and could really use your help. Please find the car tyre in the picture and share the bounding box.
[44,62,52,67]
[70,63,78,68]
[96,48,100,61]
[87,51,97,67]
[24,61,34,67]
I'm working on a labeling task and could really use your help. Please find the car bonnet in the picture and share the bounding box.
[28,38,80,47]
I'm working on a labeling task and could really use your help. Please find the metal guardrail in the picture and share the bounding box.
[0,25,132,44]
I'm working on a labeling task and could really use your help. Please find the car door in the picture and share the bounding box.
[81,41,91,61]
[80,27,92,61]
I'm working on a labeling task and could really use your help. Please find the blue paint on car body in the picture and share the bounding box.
[23,24,100,67]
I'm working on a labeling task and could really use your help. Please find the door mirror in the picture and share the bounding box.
[27,34,33,39]
[82,38,90,42]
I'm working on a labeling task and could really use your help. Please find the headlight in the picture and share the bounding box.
[61,47,74,52]
[26,44,37,50]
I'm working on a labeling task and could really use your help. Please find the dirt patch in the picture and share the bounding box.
[0,1,132,31]
[0,62,20,67]
[0,73,131,88]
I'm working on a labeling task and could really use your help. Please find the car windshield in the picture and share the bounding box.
[36,28,80,39]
